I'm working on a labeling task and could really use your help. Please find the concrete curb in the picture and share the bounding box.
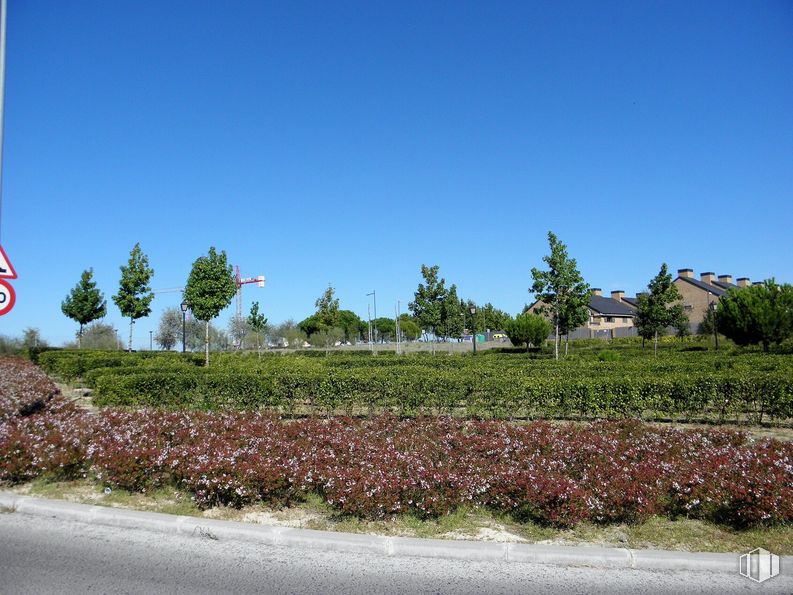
[0,491,783,573]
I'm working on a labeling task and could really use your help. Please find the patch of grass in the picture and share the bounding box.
[5,478,792,554]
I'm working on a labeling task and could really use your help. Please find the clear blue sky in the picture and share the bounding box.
[1,1,792,348]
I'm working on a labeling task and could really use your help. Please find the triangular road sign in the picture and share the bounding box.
[0,245,17,279]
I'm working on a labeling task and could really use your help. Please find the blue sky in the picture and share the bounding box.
[1,1,791,348]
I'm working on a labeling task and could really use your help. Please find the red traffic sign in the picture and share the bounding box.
[0,279,15,316]
[0,244,16,279]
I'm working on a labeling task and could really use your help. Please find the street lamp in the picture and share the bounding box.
[709,301,719,351]
[470,306,477,354]
[181,302,188,353]
[149,330,153,351]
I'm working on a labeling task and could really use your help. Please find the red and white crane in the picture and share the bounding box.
[234,265,266,321]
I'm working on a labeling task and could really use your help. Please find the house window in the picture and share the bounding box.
[606,317,614,323]
[622,317,628,323]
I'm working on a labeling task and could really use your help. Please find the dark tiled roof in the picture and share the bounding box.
[712,281,737,290]
[622,296,640,308]
[676,276,726,296]
[589,295,636,316]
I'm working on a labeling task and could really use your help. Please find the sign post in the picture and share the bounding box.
[0,277,14,316]
[0,244,16,278]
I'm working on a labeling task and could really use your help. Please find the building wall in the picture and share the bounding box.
[588,314,634,330]
[674,279,719,327]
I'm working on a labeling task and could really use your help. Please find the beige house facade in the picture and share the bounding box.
[673,269,751,327]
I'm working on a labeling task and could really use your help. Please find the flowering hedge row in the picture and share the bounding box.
[3,357,793,528]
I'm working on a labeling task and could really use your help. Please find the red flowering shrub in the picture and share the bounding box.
[0,358,91,482]
[2,357,792,528]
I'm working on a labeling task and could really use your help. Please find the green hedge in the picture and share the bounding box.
[90,366,793,423]
[38,349,793,422]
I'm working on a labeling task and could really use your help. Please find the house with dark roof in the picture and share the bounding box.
[673,269,750,327]
[523,268,758,339]
[525,289,636,334]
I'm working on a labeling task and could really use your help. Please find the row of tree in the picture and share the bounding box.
[62,245,239,365]
[61,233,791,364]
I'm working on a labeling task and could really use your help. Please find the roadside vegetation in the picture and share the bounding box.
[2,355,792,554]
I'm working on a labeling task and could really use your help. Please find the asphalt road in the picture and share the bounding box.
[0,512,789,595]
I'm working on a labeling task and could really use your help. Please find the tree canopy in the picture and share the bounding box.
[717,280,793,351]
[183,247,237,365]
[634,263,688,354]
[530,232,590,359]
[409,264,448,342]
[112,243,155,351]
[61,268,107,348]
[505,313,551,352]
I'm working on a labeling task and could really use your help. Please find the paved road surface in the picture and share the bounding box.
[0,512,789,594]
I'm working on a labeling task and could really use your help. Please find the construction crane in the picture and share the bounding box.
[234,265,265,321]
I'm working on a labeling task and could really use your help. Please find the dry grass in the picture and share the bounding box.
[6,479,792,554]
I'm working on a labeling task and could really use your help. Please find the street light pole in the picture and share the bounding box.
[709,301,719,351]
[181,302,188,353]
[149,330,153,351]
[470,306,477,354]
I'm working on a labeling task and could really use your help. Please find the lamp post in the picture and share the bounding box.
[470,306,477,354]
[149,330,153,351]
[367,291,377,343]
[181,302,188,353]
[709,301,719,351]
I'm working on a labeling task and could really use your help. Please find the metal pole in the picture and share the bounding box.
[367,303,373,354]
[149,330,153,351]
[0,0,7,243]
[182,311,186,353]
[395,303,399,355]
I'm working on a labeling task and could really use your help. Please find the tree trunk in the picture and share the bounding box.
[654,331,658,357]
[205,321,210,367]
[78,324,83,349]
[554,322,560,360]
[565,334,569,357]
[128,319,134,352]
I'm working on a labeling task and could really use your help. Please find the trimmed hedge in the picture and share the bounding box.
[39,349,793,422]
[90,366,793,422]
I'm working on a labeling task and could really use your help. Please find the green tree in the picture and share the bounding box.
[154,308,182,351]
[112,243,155,352]
[337,310,365,344]
[480,303,512,332]
[315,285,340,328]
[635,263,688,355]
[530,232,590,360]
[505,313,552,352]
[247,301,268,357]
[373,317,396,342]
[310,326,345,356]
[398,316,421,341]
[442,285,464,340]
[698,307,717,337]
[61,269,107,348]
[717,280,793,351]
[557,298,591,356]
[409,265,448,351]
[183,247,237,366]
[65,321,118,350]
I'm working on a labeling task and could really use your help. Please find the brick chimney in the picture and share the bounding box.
[677,268,694,278]
[700,271,716,284]
[718,275,733,285]
[611,290,625,302]
[737,277,750,287]
[591,288,602,296]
